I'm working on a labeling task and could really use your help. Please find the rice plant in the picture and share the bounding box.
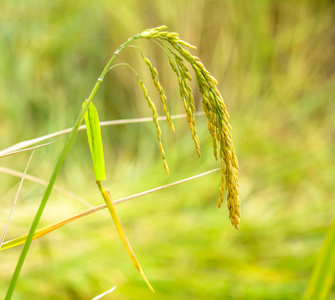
[3,26,239,298]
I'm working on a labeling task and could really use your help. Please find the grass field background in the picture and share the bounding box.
[1,1,335,299]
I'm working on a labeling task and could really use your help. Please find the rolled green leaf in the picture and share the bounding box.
[83,101,106,182]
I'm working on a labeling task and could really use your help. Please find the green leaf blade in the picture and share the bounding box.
[83,101,106,182]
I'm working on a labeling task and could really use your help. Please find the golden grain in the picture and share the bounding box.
[139,26,240,229]
[137,77,169,175]
[141,55,175,133]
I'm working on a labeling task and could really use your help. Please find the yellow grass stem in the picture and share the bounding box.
[0,151,35,249]
[0,168,219,251]
[96,181,155,293]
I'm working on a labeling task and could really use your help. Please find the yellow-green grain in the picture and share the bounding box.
[139,26,240,228]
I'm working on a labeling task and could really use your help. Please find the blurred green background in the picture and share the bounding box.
[1,0,335,299]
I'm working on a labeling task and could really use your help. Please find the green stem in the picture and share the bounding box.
[5,34,139,300]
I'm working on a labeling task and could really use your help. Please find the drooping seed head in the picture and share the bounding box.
[138,26,240,229]
[141,54,175,133]
[136,77,169,175]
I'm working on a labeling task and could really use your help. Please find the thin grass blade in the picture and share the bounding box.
[0,151,35,248]
[92,286,117,300]
[304,217,335,300]
[0,113,203,156]
[0,142,55,159]
[0,166,93,209]
[1,169,219,251]
[0,205,103,250]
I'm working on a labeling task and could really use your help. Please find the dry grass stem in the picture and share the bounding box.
[0,113,203,159]
[0,142,55,159]
[0,151,35,249]
[0,166,94,209]
[1,168,219,251]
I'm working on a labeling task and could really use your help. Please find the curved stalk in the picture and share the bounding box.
[5,34,139,300]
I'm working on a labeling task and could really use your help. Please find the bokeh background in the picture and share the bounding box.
[1,0,335,299]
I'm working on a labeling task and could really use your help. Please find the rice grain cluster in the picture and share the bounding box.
[138,26,240,229]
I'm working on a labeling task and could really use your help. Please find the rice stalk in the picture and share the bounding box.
[5,25,240,299]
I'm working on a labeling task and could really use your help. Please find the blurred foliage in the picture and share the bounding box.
[1,0,335,299]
